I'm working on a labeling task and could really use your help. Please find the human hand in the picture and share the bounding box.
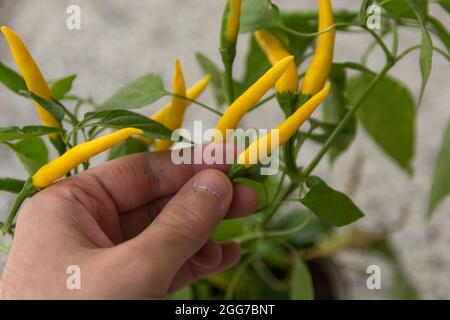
[0,146,258,299]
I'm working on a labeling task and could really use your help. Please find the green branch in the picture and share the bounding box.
[169,92,223,116]
[235,212,312,244]
[280,21,361,38]
[225,250,258,300]
[363,26,394,62]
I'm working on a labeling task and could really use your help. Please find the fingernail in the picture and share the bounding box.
[193,170,229,201]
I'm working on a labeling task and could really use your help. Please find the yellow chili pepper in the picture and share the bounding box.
[254,30,299,93]
[300,0,335,96]
[215,55,294,142]
[139,74,211,145]
[237,83,331,168]
[154,59,187,151]
[32,128,143,189]
[151,74,211,124]
[220,0,242,104]
[224,0,242,44]
[1,26,59,130]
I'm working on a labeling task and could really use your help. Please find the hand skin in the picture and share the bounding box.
[0,146,259,299]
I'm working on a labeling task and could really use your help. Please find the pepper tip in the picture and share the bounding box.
[1,26,10,35]
[277,55,295,69]
[284,55,294,62]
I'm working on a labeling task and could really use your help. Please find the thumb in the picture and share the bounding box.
[130,169,233,276]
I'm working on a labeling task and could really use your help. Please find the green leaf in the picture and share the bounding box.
[6,137,48,175]
[239,0,283,34]
[323,66,357,164]
[290,260,314,300]
[107,137,148,160]
[0,126,59,142]
[428,117,450,216]
[29,93,66,122]
[50,75,77,100]
[437,0,450,13]
[378,0,428,18]
[348,74,416,172]
[428,17,450,54]
[97,74,166,111]
[168,286,193,300]
[300,176,364,226]
[407,0,433,104]
[85,110,172,140]
[213,219,245,242]
[0,178,25,193]
[195,53,226,106]
[0,61,27,94]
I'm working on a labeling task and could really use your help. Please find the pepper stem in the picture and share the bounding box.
[227,163,246,180]
[50,135,67,156]
[277,92,300,177]
[1,179,37,236]
[224,60,235,103]
[220,47,236,104]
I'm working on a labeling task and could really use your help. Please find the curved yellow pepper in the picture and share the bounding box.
[154,59,187,151]
[151,74,211,124]
[215,55,294,142]
[300,0,335,96]
[225,0,242,44]
[254,30,299,93]
[238,83,331,167]
[140,74,211,145]
[1,26,59,130]
[32,128,143,188]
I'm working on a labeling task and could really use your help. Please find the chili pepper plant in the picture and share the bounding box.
[1,0,449,299]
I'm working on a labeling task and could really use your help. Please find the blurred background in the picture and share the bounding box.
[0,0,449,299]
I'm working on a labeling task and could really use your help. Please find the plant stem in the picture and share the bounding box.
[391,21,399,57]
[1,180,37,235]
[252,258,285,291]
[225,250,258,300]
[271,172,286,203]
[262,180,301,227]
[280,22,360,38]
[224,61,235,104]
[293,122,317,159]
[333,62,377,75]
[396,45,450,63]
[236,212,312,244]
[361,38,380,65]
[363,27,394,62]
[169,93,223,116]
[303,62,393,178]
